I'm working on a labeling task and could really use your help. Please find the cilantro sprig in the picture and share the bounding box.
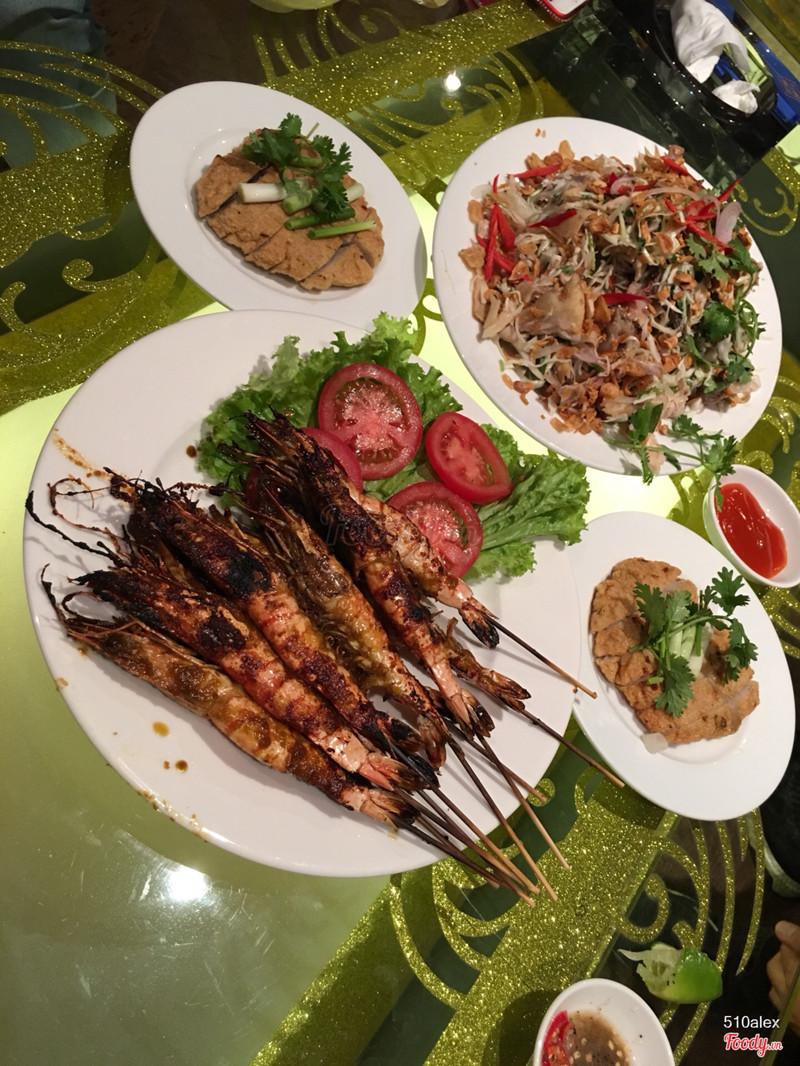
[633,567,757,717]
[684,232,763,390]
[241,113,353,223]
[607,403,737,503]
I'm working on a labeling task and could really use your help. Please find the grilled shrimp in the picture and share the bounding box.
[76,563,422,791]
[120,479,434,784]
[245,418,498,645]
[246,413,492,738]
[354,492,499,647]
[438,620,529,711]
[243,486,450,768]
[46,584,412,827]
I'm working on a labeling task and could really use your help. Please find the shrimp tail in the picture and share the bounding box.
[458,600,500,649]
[343,785,416,828]
[358,750,431,792]
[441,621,530,710]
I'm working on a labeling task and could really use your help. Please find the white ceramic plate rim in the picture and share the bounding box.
[432,116,782,474]
[23,308,582,877]
[568,510,793,820]
[130,81,427,327]
[531,978,673,1066]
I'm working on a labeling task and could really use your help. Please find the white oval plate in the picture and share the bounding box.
[432,116,782,475]
[568,511,793,820]
[130,81,427,328]
[23,309,581,877]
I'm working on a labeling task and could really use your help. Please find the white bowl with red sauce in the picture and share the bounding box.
[532,978,673,1066]
[702,465,800,589]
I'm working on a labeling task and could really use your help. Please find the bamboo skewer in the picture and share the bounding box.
[489,616,597,698]
[512,703,625,788]
[455,729,548,804]
[447,738,557,901]
[474,732,569,870]
[416,788,541,898]
[406,807,536,906]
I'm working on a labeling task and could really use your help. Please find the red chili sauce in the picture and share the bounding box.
[715,482,787,580]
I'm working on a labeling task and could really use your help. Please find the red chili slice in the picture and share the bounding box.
[602,292,649,305]
[483,207,500,281]
[661,155,691,176]
[493,204,517,252]
[684,217,729,250]
[302,427,363,492]
[717,177,741,202]
[477,234,516,274]
[529,208,577,229]
[425,411,512,505]
[317,363,423,481]
[514,164,561,179]
[542,1010,572,1066]
[387,482,483,578]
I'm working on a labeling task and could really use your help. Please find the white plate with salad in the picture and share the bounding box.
[568,511,793,820]
[23,308,589,877]
[432,116,782,477]
[130,81,427,328]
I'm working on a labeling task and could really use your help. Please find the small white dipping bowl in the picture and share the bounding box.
[702,465,800,589]
[530,978,673,1066]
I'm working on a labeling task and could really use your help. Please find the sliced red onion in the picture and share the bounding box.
[715,201,741,246]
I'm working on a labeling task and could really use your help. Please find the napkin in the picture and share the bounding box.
[670,0,758,113]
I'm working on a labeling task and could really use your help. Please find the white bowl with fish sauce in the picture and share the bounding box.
[532,978,673,1066]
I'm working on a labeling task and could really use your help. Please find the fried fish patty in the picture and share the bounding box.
[195,144,384,291]
[590,557,759,744]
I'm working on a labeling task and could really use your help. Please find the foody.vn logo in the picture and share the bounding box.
[724,1033,783,1056]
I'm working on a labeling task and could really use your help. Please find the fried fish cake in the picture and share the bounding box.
[590,557,759,744]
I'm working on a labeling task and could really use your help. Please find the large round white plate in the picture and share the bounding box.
[23,309,581,877]
[130,81,427,327]
[432,116,782,475]
[568,511,793,820]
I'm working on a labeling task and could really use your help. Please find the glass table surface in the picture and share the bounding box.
[2,2,799,1063]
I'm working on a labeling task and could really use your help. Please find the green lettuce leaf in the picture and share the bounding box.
[467,428,590,581]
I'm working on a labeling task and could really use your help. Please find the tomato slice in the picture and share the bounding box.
[302,426,363,491]
[317,363,423,481]
[424,412,512,504]
[387,482,483,578]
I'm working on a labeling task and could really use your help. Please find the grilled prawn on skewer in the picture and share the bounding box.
[245,413,493,738]
[77,563,425,792]
[244,414,499,646]
[46,584,413,826]
[235,481,450,768]
[118,477,435,785]
[355,490,499,647]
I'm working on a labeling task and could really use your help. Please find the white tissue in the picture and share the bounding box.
[671,0,750,81]
[713,79,759,114]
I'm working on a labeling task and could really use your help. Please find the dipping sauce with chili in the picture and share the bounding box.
[715,482,788,580]
[542,1008,631,1066]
